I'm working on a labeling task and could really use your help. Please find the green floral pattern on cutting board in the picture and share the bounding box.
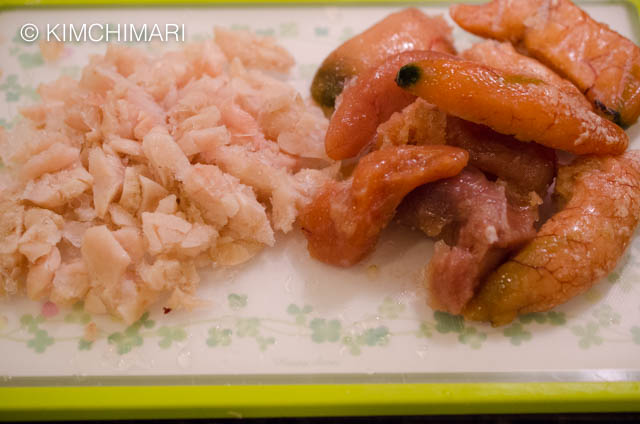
[1,290,640,355]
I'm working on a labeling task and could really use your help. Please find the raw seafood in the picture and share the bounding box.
[464,151,640,326]
[299,145,468,266]
[375,98,447,151]
[311,5,640,326]
[451,0,640,127]
[325,51,443,160]
[375,105,556,197]
[398,167,538,314]
[461,40,592,111]
[340,88,555,197]
[214,27,294,74]
[395,52,628,155]
[0,29,334,323]
[446,117,555,197]
[311,8,455,110]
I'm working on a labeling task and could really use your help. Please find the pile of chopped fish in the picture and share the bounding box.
[0,28,335,324]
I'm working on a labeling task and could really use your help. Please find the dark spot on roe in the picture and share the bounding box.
[396,64,422,88]
[163,307,172,314]
[311,62,352,109]
[594,99,627,129]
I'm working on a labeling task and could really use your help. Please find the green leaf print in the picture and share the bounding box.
[108,331,142,355]
[309,318,341,343]
[519,311,566,326]
[592,305,621,327]
[207,328,232,347]
[503,323,532,346]
[314,27,329,37]
[432,311,486,348]
[18,52,44,70]
[519,312,547,324]
[360,326,390,346]
[139,312,155,329]
[20,310,53,353]
[256,336,275,351]
[1,75,21,102]
[234,317,276,351]
[571,322,603,349]
[0,74,39,102]
[547,311,566,326]
[107,312,154,355]
[341,326,390,355]
[157,326,187,349]
[64,302,91,324]
[458,327,487,349]
[228,293,247,310]
[78,339,93,351]
[20,313,45,334]
[287,303,313,325]
[27,329,54,353]
[434,311,464,334]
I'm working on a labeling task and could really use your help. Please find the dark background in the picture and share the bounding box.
[17,415,640,423]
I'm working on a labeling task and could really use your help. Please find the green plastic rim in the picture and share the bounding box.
[1,382,640,420]
[7,0,625,6]
[0,0,478,6]
[1,0,640,420]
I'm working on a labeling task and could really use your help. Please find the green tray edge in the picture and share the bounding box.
[1,0,640,419]
[1,382,640,420]
[0,0,484,6]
